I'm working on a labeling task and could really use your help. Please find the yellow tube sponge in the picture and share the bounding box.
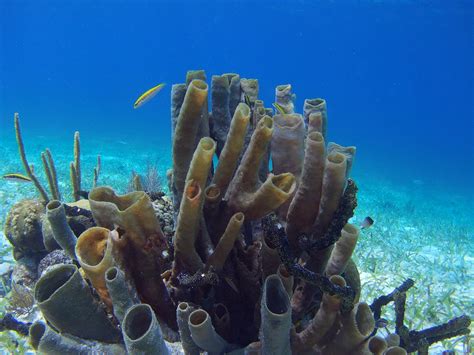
[88,188,165,249]
[291,275,346,352]
[172,79,209,199]
[325,223,360,276]
[312,152,347,238]
[185,137,216,193]
[369,336,388,355]
[308,111,323,135]
[226,116,296,220]
[271,113,305,178]
[286,131,326,248]
[212,103,251,196]
[324,302,375,353]
[88,187,176,330]
[206,212,244,271]
[173,179,205,275]
[75,227,116,309]
[303,98,327,138]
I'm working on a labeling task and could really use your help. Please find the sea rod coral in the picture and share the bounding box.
[1,70,470,354]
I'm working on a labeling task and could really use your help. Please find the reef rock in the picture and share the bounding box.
[37,250,73,277]
[4,199,47,260]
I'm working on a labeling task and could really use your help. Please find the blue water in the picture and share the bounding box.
[1,0,472,197]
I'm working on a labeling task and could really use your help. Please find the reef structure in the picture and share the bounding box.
[1,70,470,354]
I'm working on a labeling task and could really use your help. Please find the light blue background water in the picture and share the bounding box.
[1,0,473,195]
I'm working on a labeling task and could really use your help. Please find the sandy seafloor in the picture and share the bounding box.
[0,131,472,354]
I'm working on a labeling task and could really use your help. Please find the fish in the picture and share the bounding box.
[272,102,286,115]
[361,216,374,230]
[133,83,166,109]
[77,190,89,199]
[244,93,252,107]
[2,173,31,183]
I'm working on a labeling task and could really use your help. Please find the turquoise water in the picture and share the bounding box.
[0,0,472,353]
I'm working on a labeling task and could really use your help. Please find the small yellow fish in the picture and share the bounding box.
[3,173,31,182]
[133,83,166,109]
[272,102,286,115]
[244,93,252,107]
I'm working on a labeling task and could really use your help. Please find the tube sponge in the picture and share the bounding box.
[188,309,229,355]
[89,186,176,330]
[105,266,139,324]
[177,302,200,355]
[206,212,245,271]
[385,346,408,355]
[271,113,305,178]
[184,137,216,195]
[271,113,305,219]
[212,102,251,197]
[226,116,296,220]
[286,131,326,247]
[303,98,327,138]
[211,75,232,156]
[241,78,259,105]
[34,264,120,342]
[224,73,241,117]
[88,187,165,248]
[327,142,356,178]
[292,275,346,353]
[46,200,77,260]
[325,223,360,276]
[212,303,231,341]
[308,111,323,135]
[173,79,209,200]
[29,321,125,354]
[312,152,347,238]
[173,179,205,274]
[368,336,388,355]
[171,83,187,136]
[275,84,294,114]
[75,227,116,309]
[260,275,291,355]
[324,302,375,353]
[122,303,170,355]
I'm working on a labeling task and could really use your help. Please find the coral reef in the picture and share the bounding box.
[0,70,470,354]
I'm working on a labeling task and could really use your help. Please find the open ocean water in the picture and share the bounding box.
[0,0,472,353]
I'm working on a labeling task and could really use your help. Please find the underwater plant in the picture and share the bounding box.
[127,161,164,199]
[0,70,471,354]
[9,115,101,203]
